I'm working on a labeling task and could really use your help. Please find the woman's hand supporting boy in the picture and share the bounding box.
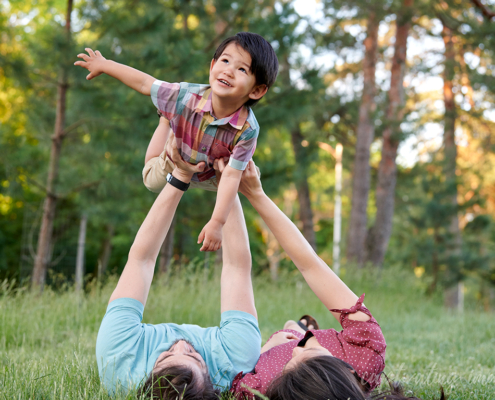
[74,48,155,95]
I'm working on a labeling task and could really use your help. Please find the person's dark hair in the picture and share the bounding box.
[136,364,220,400]
[213,32,279,107]
[265,356,444,400]
[265,356,366,400]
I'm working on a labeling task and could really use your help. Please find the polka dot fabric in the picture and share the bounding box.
[230,294,386,398]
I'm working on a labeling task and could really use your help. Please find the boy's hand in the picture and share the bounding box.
[74,48,107,80]
[198,220,223,252]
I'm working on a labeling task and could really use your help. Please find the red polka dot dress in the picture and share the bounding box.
[230,294,386,398]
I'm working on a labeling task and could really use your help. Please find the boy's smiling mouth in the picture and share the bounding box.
[218,79,232,87]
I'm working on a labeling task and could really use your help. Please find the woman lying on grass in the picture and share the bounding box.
[226,159,428,400]
[95,147,262,399]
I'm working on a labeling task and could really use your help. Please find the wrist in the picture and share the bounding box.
[171,168,193,184]
[209,218,225,228]
[246,188,265,202]
[100,59,113,74]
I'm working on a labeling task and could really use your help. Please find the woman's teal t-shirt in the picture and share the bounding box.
[96,298,261,393]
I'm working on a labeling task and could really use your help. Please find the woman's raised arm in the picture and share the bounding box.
[238,160,369,322]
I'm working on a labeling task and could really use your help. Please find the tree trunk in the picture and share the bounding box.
[260,219,282,281]
[159,214,176,274]
[317,142,343,274]
[347,12,379,265]
[444,282,464,312]
[428,226,441,295]
[291,126,317,251]
[442,23,463,310]
[214,249,223,269]
[366,0,413,267]
[98,224,114,278]
[32,0,73,291]
[333,144,343,275]
[75,214,87,292]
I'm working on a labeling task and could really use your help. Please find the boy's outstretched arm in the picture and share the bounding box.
[74,48,155,95]
[197,166,242,252]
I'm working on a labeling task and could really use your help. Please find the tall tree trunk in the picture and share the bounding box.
[291,127,317,251]
[98,224,114,278]
[279,51,317,251]
[32,0,73,291]
[333,144,343,275]
[347,12,380,265]
[366,0,413,267]
[442,25,459,233]
[214,249,223,269]
[159,215,176,274]
[442,23,463,311]
[259,218,282,281]
[317,142,343,274]
[75,214,87,292]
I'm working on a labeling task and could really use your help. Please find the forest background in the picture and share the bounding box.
[1,0,495,309]
[1,1,495,399]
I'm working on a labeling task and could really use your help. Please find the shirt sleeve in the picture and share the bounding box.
[218,310,261,377]
[228,126,258,171]
[330,294,386,390]
[150,80,181,120]
[96,298,145,392]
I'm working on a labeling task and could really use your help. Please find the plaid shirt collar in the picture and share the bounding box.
[195,88,248,130]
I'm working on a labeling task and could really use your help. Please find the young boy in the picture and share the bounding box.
[75,32,278,252]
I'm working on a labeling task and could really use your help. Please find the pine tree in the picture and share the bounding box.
[366,0,414,267]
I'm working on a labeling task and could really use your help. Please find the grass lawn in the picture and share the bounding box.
[0,266,494,399]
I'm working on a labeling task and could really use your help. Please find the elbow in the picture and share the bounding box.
[223,260,252,272]
[128,244,155,266]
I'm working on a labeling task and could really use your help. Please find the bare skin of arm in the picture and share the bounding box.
[74,48,155,95]
[224,159,370,322]
[108,166,201,306]
[165,141,256,317]
[145,117,171,164]
[198,166,243,252]
[220,195,257,317]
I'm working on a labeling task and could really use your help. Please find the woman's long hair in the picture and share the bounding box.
[265,356,366,400]
[265,355,445,400]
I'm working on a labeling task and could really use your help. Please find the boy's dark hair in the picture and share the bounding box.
[137,364,220,400]
[213,32,279,107]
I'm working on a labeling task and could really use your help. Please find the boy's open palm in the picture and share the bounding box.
[198,220,222,252]
[74,48,106,80]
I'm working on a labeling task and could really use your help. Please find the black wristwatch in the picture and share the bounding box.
[166,173,190,192]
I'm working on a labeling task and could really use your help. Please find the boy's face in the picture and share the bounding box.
[209,43,267,107]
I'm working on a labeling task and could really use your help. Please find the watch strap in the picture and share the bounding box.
[166,173,190,191]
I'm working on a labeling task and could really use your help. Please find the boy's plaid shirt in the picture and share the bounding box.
[151,80,260,182]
